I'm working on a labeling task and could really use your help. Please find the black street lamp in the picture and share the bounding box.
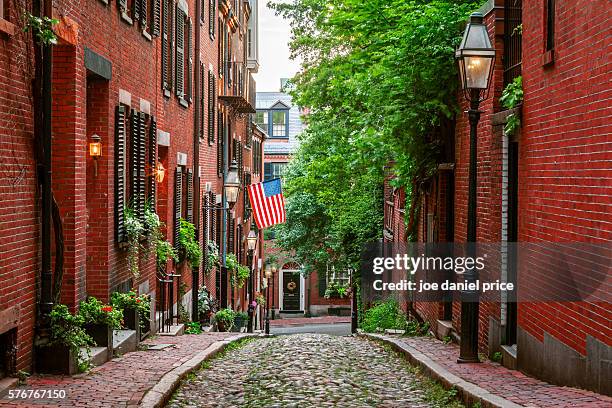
[264,266,273,335]
[455,12,495,364]
[224,159,240,204]
[246,230,257,333]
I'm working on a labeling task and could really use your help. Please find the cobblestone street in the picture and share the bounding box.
[167,334,449,408]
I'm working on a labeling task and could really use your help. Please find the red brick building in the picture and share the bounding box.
[383,0,611,395]
[0,0,262,375]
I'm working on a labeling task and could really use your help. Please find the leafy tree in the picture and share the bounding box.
[270,0,480,273]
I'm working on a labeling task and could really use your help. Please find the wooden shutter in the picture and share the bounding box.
[264,162,271,181]
[210,192,218,246]
[209,0,215,38]
[217,112,223,177]
[152,0,161,37]
[237,141,243,182]
[149,116,157,212]
[162,0,171,91]
[186,168,193,223]
[174,167,183,249]
[134,0,141,22]
[137,112,147,221]
[318,269,327,297]
[208,73,216,144]
[115,105,127,243]
[130,111,140,214]
[228,216,235,254]
[199,62,205,138]
[175,6,185,98]
[186,17,193,102]
[237,225,243,263]
[202,192,210,271]
[118,0,127,12]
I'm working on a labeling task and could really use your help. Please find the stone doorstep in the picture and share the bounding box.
[80,346,109,367]
[501,344,518,370]
[139,333,263,408]
[361,333,523,408]
[158,324,185,337]
[114,329,138,355]
[0,378,18,399]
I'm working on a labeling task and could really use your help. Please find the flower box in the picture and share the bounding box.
[123,308,140,331]
[36,344,78,375]
[84,323,112,348]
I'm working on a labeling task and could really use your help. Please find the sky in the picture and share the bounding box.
[252,0,302,92]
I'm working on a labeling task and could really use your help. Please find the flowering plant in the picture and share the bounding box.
[78,297,123,330]
[111,290,151,316]
[255,292,265,306]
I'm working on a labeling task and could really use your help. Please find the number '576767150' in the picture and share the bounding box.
[7,389,66,399]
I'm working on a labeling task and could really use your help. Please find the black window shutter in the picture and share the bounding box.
[207,72,213,142]
[210,192,218,246]
[149,116,157,212]
[237,225,243,263]
[186,168,193,223]
[244,173,251,219]
[162,0,170,91]
[199,62,205,138]
[115,105,127,243]
[137,111,147,221]
[118,0,127,12]
[186,17,193,102]
[130,110,140,214]
[202,192,209,271]
[238,141,243,182]
[208,0,214,38]
[174,167,183,249]
[175,6,185,98]
[318,270,327,297]
[140,0,147,27]
[228,216,235,254]
[134,0,141,21]
[217,112,223,177]
[152,0,161,37]
[264,162,271,181]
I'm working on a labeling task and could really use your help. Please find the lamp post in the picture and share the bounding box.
[224,160,240,205]
[455,12,495,363]
[264,266,273,335]
[217,159,240,309]
[246,230,257,333]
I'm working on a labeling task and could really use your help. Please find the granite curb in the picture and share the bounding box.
[360,333,524,408]
[138,333,263,408]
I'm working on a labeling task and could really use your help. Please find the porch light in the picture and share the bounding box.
[89,134,102,176]
[155,161,166,183]
[224,159,240,204]
[456,12,495,98]
[247,230,257,251]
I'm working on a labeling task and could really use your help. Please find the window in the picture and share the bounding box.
[264,162,286,181]
[174,3,192,105]
[326,265,351,287]
[162,0,173,94]
[272,110,287,137]
[208,0,215,39]
[255,110,268,129]
[545,0,555,51]
[247,28,252,58]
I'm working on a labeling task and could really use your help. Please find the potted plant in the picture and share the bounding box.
[324,282,349,299]
[214,308,235,332]
[111,291,151,333]
[205,241,220,274]
[197,288,217,325]
[226,254,250,288]
[233,311,248,332]
[78,297,123,348]
[178,218,203,267]
[36,304,94,374]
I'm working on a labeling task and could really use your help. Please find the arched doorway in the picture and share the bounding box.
[279,262,304,312]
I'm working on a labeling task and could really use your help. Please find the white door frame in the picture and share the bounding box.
[278,269,305,311]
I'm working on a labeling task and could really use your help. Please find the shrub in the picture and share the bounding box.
[214,308,235,331]
[361,299,405,333]
[178,219,203,267]
[78,297,123,330]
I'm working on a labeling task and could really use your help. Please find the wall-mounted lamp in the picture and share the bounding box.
[155,161,166,183]
[89,134,102,176]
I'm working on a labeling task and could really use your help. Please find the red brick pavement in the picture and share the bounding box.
[391,336,612,408]
[269,316,351,327]
[0,333,235,408]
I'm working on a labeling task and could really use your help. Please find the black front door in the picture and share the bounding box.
[282,272,301,311]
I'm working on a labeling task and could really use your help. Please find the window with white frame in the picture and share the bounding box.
[326,265,351,287]
[272,110,287,137]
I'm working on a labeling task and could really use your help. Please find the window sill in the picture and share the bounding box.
[0,19,16,37]
[121,12,133,26]
[142,30,152,41]
[163,89,171,98]
[269,136,289,140]
[542,49,554,67]
[179,98,189,108]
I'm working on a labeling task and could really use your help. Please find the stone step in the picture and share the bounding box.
[501,344,518,370]
[80,346,109,367]
[113,329,138,355]
[158,324,185,336]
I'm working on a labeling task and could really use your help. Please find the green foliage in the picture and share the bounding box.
[214,308,236,331]
[78,297,123,330]
[49,304,94,370]
[361,299,406,333]
[198,288,217,316]
[491,351,502,363]
[111,291,150,315]
[124,206,145,278]
[500,76,523,136]
[324,282,349,299]
[404,320,431,337]
[178,219,202,267]
[143,203,178,268]
[23,14,59,46]
[184,322,203,335]
[269,0,480,276]
[235,311,248,321]
[206,241,220,273]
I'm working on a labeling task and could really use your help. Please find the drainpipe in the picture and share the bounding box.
[191,0,202,322]
[221,115,228,309]
[38,0,54,333]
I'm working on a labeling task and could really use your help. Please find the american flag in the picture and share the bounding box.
[247,178,286,229]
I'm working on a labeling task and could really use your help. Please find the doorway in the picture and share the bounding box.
[505,140,519,346]
[279,269,304,312]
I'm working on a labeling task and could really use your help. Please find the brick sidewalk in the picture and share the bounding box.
[0,333,236,408]
[372,334,612,408]
[269,316,351,327]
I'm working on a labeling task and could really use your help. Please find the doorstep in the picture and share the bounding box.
[113,329,138,355]
[158,324,185,336]
[500,344,517,370]
[80,346,109,367]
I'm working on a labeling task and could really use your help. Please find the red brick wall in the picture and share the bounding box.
[519,0,612,353]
